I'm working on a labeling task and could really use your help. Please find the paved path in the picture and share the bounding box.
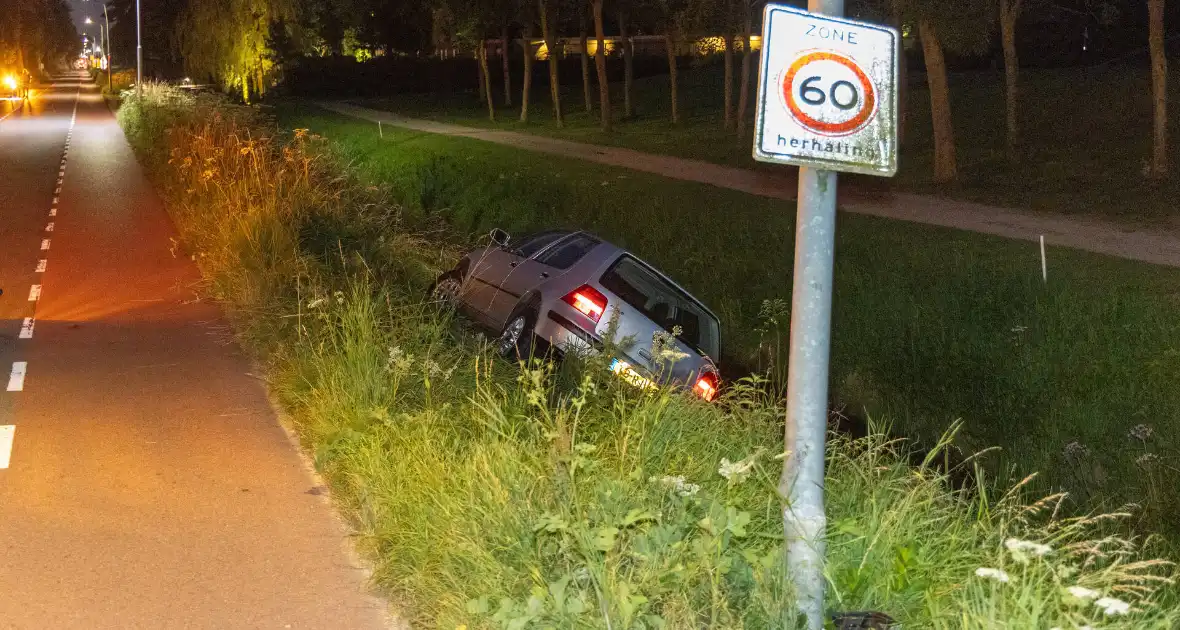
[0,76,390,628]
[322,101,1180,269]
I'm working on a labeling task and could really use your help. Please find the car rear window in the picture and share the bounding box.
[599,255,720,359]
[536,234,599,270]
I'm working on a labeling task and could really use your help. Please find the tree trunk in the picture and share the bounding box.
[477,46,486,103]
[1000,2,1021,162]
[539,0,563,127]
[521,29,534,122]
[502,27,513,106]
[1148,0,1168,179]
[480,44,496,121]
[619,10,634,118]
[736,5,753,135]
[919,19,956,183]
[723,33,735,129]
[580,10,593,113]
[666,34,680,124]
[592,0,612,131]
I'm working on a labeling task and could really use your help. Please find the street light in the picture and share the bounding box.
[136,0,142,98]
[103,3,112,93]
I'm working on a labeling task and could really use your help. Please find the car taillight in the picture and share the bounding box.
[694,372,719,402]
[562,285,608,323]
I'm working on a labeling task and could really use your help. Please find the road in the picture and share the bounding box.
[0,76,389,628]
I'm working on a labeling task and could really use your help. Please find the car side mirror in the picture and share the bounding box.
[490,228,511,248]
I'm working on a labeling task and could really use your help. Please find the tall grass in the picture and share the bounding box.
[117,84,1180,628]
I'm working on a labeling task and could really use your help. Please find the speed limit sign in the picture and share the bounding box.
[753,4,899,176]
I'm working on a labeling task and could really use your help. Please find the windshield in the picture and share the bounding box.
[599,255,720,360]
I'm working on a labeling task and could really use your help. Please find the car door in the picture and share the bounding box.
[487,233,602,329]
[467,231,566,326]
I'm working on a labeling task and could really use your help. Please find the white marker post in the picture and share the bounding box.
[1040,235,1047,283]
[753,3,899,627]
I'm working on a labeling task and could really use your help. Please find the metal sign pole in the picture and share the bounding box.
[780,1,842,627]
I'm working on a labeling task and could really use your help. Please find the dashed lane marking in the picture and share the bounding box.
[35,260,46,273]
[6,363,27,392]
[0,425,13,469]
[45,223,53,232]
[49,208,56,217]
[28,285,40,302]
[19,318,34,339]
[40,239,49,250]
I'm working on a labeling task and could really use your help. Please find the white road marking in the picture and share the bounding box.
[49,208,56,217]
[35,259,46,273]
[45,222,54,232]
[41,239,49,250]
[7,363,27,392]
[54,186,60,194]
[19,318,34,339]
[28,285,41,301]
[52,196,58,205]
[0,425,13,469]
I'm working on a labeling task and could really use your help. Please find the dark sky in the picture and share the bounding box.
[69,0,105,46]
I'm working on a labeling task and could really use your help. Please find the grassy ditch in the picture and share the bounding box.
[281,103,1180,541]
[118,85,1180,628]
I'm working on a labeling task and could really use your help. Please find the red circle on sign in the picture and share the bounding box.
[782,51,877,136]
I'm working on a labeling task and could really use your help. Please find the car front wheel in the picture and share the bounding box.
[429,271,463,307]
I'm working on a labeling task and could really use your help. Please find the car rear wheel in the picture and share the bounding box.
[497,310,536,361]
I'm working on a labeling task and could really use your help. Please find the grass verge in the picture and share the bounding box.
[118,84,1180,628]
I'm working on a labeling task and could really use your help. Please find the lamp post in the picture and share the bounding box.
[103,4,112,93]
[136,0,143,98]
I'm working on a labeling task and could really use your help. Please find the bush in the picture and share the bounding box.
[117,85,1180,628]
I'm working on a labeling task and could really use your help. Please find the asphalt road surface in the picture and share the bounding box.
[0,76,389,628]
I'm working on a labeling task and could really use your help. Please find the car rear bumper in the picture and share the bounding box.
[538,310,602,357]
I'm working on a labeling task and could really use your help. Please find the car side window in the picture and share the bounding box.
[535,235,599,270]
[511,231,566,258]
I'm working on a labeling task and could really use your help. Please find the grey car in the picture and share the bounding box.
[432,229,721,401]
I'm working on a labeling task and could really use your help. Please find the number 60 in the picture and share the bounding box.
[798,76,860,111]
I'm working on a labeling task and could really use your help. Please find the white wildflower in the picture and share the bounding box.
[1005,538,1052,563]
[1063,441,1090,459]
[1128,423,1154,441]
[1010,325,1028,333]
[306,298,325,309]
[974,567,1010,583]
[1136,452,1160,466]
[718,455,757,486]
[385,346,414,374]
[334,290,345,305]
[650,475,700,498]
[652,328,689,364]
[1094,597,1131,616]
[1066,586,1101,601]
[422,359,442,378]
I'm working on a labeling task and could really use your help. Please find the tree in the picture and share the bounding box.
[0,0,77,73]
[177,0,300,100]
[658,0,691,123]
[1147,0,1167,179]
[579,4,593,112]
[520,22,535,121]
[538,0,563,126]
[590,0,611,130]
[734,0,760,136]
[618,6,636,118]
[680,0,739,128]
[902,0,993,183]
[999,0,1024,161]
